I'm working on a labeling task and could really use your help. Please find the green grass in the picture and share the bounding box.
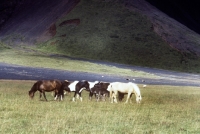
[0,48,159,79]
[0,41,11,50]
[0,80,200,133]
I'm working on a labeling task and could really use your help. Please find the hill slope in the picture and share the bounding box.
[1,0,200,72]
[0,0,80,43]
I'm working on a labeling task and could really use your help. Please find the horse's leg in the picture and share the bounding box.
[102,94,106,101]
[129,93,133,103]
[89,92,93,100]
[60,90,64,101]
[43,92,48,101]
[76,94,80,99]
[97,92,100,102]
[57,89,64,101]
[110,91,114,103]
[79,93,82,102]
[54,91,58,100]
[39,91,42,100]
[125,92,131,103]
[113,91,118,103]
[72,92,76,102]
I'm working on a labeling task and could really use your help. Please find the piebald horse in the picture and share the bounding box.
[28,80,63,101]
[107,82,142,103]
[61,80,90,102]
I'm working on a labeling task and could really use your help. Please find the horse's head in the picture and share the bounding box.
[28,90,34,98]
[84,81,90,91]
[131,83,142,103]
[136,95,142,103]
[29,82,38,99]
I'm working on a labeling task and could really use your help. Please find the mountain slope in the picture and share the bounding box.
[124,0,200,56]
[1,0,200,72]
[0,0,80,44]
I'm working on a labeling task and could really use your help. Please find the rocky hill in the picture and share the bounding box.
[1,0,200,72]
[0,0,80,44]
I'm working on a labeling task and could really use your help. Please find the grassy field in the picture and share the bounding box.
[0,48,159,79]
[0,80,200,134]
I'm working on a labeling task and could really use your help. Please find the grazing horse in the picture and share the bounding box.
[28,80,63,101]
[107,82,142,104]
[88,81,99,100]
[90,81,110,101]
[61,80,90,102]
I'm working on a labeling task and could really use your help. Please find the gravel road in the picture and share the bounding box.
[0,62,200,87]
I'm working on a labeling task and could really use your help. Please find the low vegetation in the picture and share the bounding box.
[0,80,199,133]
[0,48,160,79]
[0,42,11,50]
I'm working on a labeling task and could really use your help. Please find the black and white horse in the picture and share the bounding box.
[61,80,90,101]
[87,81,100,100]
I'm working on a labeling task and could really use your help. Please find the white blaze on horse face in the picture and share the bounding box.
[69,81,79,92]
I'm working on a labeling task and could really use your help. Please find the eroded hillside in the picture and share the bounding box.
[1,0,200,72]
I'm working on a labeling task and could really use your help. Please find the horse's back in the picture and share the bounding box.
[88,81,99,89]
[68,81,79,91]
[39,80,62,91]
[109,82,136,93]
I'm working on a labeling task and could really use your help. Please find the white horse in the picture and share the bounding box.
[107,82,142,104]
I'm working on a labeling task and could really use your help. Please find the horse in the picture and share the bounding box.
[61,80,90,102]
[28,79,63,101]
[90,81,110,101]
[107,82,142,104]
[87,81,100,100]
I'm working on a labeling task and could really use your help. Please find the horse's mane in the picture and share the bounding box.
[130,82,141,100]
[29,81,41,94]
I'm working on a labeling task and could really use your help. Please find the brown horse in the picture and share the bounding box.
[28,80,63,101]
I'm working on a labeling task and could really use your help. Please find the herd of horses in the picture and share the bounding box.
[28,79,142,104]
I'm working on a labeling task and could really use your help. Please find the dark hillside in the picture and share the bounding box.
[36,0,200,72]
[146,0,200,34]
[1,0,200,72]
[0,0,80,44]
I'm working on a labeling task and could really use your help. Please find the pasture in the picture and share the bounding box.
[0,80,200,134]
